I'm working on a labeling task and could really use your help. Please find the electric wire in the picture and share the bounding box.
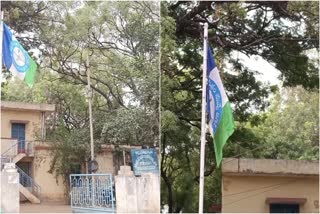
[220,144,302,205]
[223,179,299,197]
[222,179,299,207]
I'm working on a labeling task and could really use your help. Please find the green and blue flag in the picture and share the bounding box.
[207,46,235,167]
[2,23,37,87]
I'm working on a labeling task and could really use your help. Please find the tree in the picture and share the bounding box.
[161,1,318,212]
[2,1,160,197]
[250,86,319,160]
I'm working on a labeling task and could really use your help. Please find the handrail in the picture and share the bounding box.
[1,157,12,170]
[1,140,34,157]
[1,141,19,156]
[1,160,41,200]
[26,141,34,156]
[16,165,41,200]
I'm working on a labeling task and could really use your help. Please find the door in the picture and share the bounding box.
[11,123,26,153]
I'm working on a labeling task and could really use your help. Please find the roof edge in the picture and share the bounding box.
[222,158,319,176]
[1,101,55,112]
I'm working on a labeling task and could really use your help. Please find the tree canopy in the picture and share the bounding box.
[161,1,318,212]
[2,1,160,188]
[1,1,319,212]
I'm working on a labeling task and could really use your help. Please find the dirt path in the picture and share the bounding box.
[20,201,72,213]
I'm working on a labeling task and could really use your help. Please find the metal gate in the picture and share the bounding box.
[70,174,115,213]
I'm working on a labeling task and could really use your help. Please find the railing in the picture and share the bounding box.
[1,157,12,170]
[70,174,115,213]
[16,165,41,200]
[26,141,34,156]
[1,158,41,200]
[1,139,19,157]
[1,139,40,200]
[1,140,34,158]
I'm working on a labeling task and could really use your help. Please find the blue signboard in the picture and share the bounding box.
[131,149,159,176]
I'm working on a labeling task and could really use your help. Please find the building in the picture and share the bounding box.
[222,158,319,213]
[1,101,59,203]
[1,101,139,203]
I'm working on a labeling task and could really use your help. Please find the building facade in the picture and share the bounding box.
[1,101,66,202]
[1,101,127,203]
[222,158,319,213]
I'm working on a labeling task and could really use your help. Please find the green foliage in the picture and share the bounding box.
[161,1,319,213]
[250,86,319,160]
[100,107,158,146]
[47,126,89,179]
[2,1,159,195]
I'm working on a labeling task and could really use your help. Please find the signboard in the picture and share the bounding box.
[131,149,159,176]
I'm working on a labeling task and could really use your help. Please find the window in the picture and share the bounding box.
[266,197,306,213]
[270,203,300,213]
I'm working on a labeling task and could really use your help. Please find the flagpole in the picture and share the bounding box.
[199,22,208,214]
[86,55,95,207]
[0,8,3,77]
[86,55,94,164]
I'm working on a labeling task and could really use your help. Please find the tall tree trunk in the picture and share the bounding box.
[161,133,174,213]
[161,173,173,213]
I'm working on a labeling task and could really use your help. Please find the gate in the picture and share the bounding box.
[70,174,115,213]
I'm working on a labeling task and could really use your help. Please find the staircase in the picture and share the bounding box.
[17,165,41,203]
[1,140,41,204]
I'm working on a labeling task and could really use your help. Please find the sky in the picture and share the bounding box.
[232,48,319,88]
[232,51,282,86]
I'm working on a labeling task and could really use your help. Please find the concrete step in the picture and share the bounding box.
[20,192,28,202]
[118,166,134,176]
[19,184,40,204]
[13,153,26,163]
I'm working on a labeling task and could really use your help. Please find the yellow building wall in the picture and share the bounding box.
[1,109,42,140]
[1,107,64,201]
[1,138,18,155]
[96,151,114,174]
[33,148,66,201]
[1,107,116,202]
[1,107,66,201]
[222,175,319,213]
[32,147,115,201]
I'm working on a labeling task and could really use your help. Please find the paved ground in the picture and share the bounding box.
[20,201,72,213]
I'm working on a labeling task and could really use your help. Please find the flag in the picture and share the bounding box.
[206,46,234,167]
[2,23,37,87]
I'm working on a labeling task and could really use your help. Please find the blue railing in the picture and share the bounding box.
[1,141,19,157]
[70,174,115,213]
[1,140,34,157]
[1,139,40,201]
[16,165,41,200]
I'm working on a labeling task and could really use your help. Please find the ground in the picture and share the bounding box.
[20,201,72,213]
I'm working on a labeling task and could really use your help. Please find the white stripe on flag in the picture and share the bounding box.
[208,67,228,106]
[9,64,25,80]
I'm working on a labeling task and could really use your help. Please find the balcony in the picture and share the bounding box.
[1,138,35,162]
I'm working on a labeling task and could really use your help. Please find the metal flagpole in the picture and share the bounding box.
[86,55,94,164]
[0,7,3,77]
[198,22,208,214]
[86,55,95,207]
[123,150,126,165]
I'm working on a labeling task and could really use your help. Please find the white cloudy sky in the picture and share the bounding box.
[231,51,281,86]
[232,48,319,88]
